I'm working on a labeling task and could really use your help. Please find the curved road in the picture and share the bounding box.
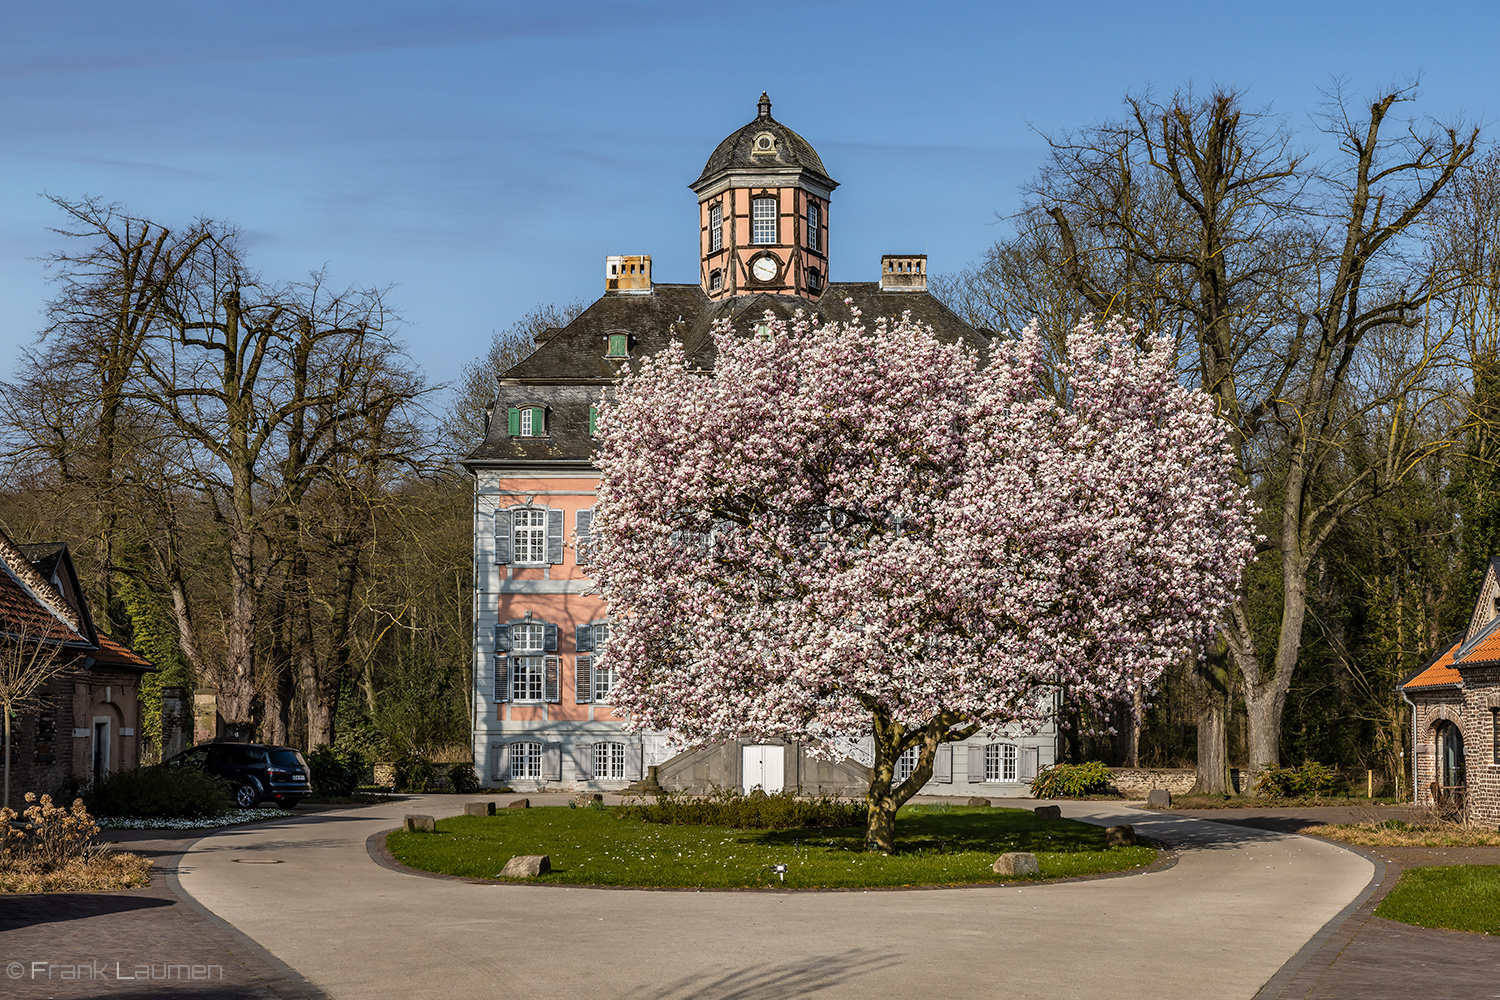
[175,795,1373,1000]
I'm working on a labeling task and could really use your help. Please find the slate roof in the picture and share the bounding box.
[693,93,835,190]
[466,283,988,464]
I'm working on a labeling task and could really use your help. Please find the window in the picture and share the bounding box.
[752,197,777,244]
[806,202,820,252]
[513,509,547,564]
[985,743,1017,782]
[511,741,542,780]
[709,268,723,292]
[594,742,626,780]
[894,746,920,782]
[807,268,821,292]
[709,204,723,252]
[511,656,545,702]
[508,406,546,437]
[607,333,629,358]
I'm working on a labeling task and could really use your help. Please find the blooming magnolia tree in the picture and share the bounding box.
[591,310,1255,852]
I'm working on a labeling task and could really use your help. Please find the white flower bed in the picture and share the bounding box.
[99,807,292,830]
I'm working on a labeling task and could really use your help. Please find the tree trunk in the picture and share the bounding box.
[3,700,12,811]
[1190,648,1234,795]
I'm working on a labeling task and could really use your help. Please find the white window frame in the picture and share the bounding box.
[985,743,1018,782]
[894,745,919,782]
[709,204,723,252]
[520,408,533,436]
[590,624,617,702]
[512,741,543,780]
[752,197,777,245]
[510,656,545,702]
[512,508,548,565]
[806,202,820,251]
[594,742,626,780]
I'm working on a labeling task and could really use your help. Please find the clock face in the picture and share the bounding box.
[751,256,778,282]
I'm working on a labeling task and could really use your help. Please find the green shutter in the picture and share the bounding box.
[531,406,545,435]
[507,407,520,436]
[588,406,598,437]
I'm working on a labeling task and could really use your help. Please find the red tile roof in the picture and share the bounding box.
[1403,643,1462,689]
[90,632,153,671]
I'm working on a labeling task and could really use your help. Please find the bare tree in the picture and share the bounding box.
[939,85,1477,790]
[0,626,71,810]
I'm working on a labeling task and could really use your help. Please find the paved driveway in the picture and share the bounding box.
[174,796,1373,1000]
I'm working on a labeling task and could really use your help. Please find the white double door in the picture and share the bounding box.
[741,744,785,793]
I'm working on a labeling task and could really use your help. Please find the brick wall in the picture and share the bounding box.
[1409,672,1500,826]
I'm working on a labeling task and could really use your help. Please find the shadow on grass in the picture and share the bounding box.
[743,811,1111,856]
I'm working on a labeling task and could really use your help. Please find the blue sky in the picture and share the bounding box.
[1,1,1494,407]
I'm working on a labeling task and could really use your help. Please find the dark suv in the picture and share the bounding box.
[166,742,312,809]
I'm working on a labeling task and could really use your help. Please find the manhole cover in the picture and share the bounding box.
[231,859,285,865]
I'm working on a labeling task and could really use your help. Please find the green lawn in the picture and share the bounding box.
[385,804,1157,888]
[1375,865,1500,934]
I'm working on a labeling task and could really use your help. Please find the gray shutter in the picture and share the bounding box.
[968,745,985,783]
[544,656,560,703]
[576,742,594,780]
[1020,745,1039,782]
[543,742,562,781]
[575,655,593,704]
[543,622,558,652]
[494,624,511,653]
[494,510,512,564]
[625,743,644,781]
[934,744,952,784]
[546,508,565,564]
[495,654,510,702]
[493,743,511,781]
[575,622,595,652]
[575,508,594,565]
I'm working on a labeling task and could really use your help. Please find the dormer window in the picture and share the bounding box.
[508,406,546,437]
[752,197,777,244]
[709,204,723,252]
[607,333,629,358]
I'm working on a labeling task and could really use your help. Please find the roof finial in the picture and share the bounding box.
[758,92,772,118]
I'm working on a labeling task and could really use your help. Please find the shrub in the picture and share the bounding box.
[447,763,481,794]
[307,744,367,798]
[394,753,437,793]
[84,765,230,819]
[1254,759,1337,800]
[1,793,100,864]
[617,788,864,829]
[1030,761,1113,799]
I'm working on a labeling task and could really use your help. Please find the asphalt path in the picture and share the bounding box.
[173,795,1375,1000]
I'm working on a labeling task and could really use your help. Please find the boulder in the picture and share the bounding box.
[507,798,530,809]
[1033,805,1062,819]
[403,814,436,833]
[500,854,551,878]
[992,852,1040,876]
[1106,825,1136,846]
[464,801,496,817]
[1146,789,1171,808]
[966,797,991,808]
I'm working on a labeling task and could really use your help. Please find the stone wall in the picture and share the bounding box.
[1409,671,1498,825]
[1107,767,1200,797]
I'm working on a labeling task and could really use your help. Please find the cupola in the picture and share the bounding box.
[689,93,837,302]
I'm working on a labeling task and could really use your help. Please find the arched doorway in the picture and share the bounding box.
[1434,720,1465,811]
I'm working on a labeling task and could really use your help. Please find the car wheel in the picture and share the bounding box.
[234,782,260,808]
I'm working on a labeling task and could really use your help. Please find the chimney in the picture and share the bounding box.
[606,254,652,294]
[880,254,927,292]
